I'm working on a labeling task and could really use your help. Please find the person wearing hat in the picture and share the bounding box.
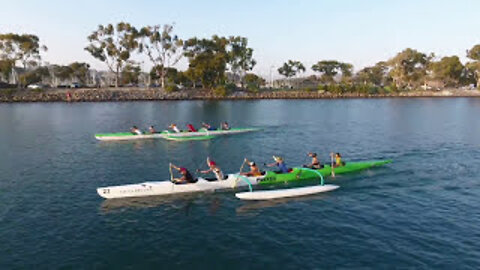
[303,152,323,169]
[266,156,289,174]
[198,157,225,181]
[169,163,196,184]
[240,158,262,177]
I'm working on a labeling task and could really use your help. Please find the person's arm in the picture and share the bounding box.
[265,162,277,167]
[170,163,181,171]
[199,168,212,174]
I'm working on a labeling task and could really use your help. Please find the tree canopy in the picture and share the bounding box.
[311,60,353,83]
[85,22,139,87]
[387,48,431,88]
[278,60,305,78]
[0,33,47,68]
[183,35,230,89]
[139,24,183,89]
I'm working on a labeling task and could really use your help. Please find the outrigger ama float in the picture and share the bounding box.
[97,160,391,200]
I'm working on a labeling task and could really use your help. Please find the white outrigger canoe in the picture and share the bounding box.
[97,174,258,199]
[95,127,260,141]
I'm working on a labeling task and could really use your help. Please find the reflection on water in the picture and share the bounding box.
[99,191,219,215]
[235,193,332,215]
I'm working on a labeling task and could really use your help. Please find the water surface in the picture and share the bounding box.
[1,99,480,269]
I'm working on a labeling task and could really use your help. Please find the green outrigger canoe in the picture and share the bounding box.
[257,159,392,185]
[95,127,259,141]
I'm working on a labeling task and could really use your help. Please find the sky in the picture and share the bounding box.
[1,0,480,78]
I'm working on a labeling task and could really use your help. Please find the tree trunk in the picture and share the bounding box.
[115,67,119,88]
[161,67,166,90]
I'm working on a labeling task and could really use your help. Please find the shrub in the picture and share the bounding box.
[213,85,229,97]
[165,84,178,93]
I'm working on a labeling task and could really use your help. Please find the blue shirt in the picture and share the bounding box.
[277,162,288,173]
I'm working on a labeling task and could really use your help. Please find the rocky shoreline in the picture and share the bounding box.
[1,88,479,102]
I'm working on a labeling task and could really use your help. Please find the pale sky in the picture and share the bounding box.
[1,0,480,78]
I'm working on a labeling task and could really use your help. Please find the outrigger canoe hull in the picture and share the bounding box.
[258,160,392,185]
[97,160,391,199]
[95,127,259,141]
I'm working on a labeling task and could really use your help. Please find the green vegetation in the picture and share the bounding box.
[85,22,139,87]
[1,23,480,96]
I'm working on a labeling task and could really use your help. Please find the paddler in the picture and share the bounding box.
[202,122,216,131]
[130,126,143,135]
[198,157,225,181]
[221,121,230,130]
[169,163,196,184]
[148,125,156,134]
[332,152,345,168]
[169,124,181,133]
[266,156,289,174]
[186,123,197,132]
[303,152,323,169]
[240,158,263,177]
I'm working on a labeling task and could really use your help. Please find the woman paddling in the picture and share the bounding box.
[148,126,156,134]
[266,156,289,174]
[169,124,181,133]
[202,122,216,131]
[130,126,143,135]
[169,163,196,184]
[303,152,323,169]
[198,157,225,181]
[240,159,263,177]
[331,152,345,168]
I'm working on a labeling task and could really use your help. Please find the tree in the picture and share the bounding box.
[69,62,90,84]
[387,48,431,88]
[0,33,47,69]
[278,60,305,78]
[355,61,390,86]
[183,35,229,89]
[466,44,480,87]
[18,67,49,87]
[429,56,464,87]
[227,36,256,87]
[121,64,141,85]
[52,65,73,83]
[311,60,353,83]
[244,73,265,92]
[0,59,14,82]
[85,22,139,87]
[139,24,183,89]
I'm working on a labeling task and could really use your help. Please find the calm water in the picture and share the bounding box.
[1,99,480,269]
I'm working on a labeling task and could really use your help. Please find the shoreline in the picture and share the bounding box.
[1,88,479,102]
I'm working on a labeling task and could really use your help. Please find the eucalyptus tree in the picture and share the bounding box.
[183,35,229,89]
[68,62,90,84]
[227,36,256,87]
[355,61,390,86]
[0,59,14,82]
[139,24,183,89]
[121,63,141,85]
[387,48,432,88]
[311,60,353,83]
[85,22,139,87]
[278,60,305,78]
[429,56,464,87]
[0,33,47,69]
[466,44,480,87]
